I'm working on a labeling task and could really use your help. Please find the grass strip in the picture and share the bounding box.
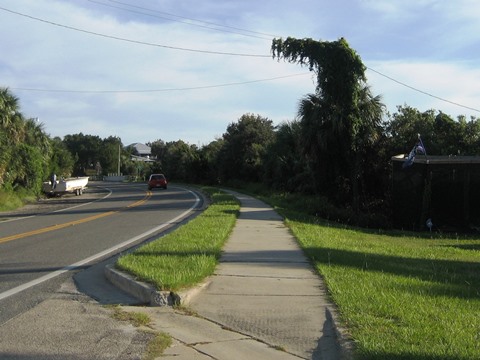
[116,187,239,291]
[271,206,480,360]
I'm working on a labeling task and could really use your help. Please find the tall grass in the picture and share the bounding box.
[116,188,239,291]
[0,187,35,212]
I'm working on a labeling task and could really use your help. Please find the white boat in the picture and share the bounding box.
[42,177,89,196]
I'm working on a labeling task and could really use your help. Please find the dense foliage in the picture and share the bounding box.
[0,87,73,196]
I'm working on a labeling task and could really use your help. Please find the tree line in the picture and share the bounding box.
[2,37,479,227]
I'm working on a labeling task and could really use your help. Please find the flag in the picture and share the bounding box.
[403,135,427,168]
[402,145,417,168]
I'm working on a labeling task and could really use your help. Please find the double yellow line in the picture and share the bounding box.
[0,191,152,245]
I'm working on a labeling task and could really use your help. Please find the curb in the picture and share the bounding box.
[104,264,209,307]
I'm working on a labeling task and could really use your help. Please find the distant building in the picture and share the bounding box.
[128,143,155,162]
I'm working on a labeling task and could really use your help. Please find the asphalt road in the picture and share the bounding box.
[0,182,204,326]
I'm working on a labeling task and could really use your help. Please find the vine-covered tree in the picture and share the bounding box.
[272,37,384,209]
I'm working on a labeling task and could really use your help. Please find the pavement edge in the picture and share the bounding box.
[104,264,209,307]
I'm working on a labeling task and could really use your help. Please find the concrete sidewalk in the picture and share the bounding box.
[116,192,352,360]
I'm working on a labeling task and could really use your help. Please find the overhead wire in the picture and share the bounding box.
[10,73,311,93]
[0,4,478,113]
[87,0,276,40]
[106,0,280,38]
[0,5,270,57]
[367,67,480,113]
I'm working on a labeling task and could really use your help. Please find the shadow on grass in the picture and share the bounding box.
[441,243,480,251]
[304,246,480,300]
[357,351,473,360]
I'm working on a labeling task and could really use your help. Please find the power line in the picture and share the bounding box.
[0,5,271,57]
[10,73,311,94]
[108,0,280,38]
[87,0,276,40]
[367,66,480,113]
[1,5,477,113]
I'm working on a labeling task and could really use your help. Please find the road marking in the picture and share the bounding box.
[0,187,200,301]
[0,190,151,245]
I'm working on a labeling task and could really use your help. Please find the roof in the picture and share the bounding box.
[392,154,480,164]
[128,143,151,156]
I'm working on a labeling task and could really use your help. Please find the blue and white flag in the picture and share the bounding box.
[403,135,427,168]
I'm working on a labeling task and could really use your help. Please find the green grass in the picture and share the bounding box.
[116,186,480,359]
[281,214,480,360]
[116,187,239,291]
[0,189,27,212]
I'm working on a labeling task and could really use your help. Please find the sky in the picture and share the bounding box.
[1,0,479,147]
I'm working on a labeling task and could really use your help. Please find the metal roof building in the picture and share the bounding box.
[391,154,480,232]
[129,143,152,157]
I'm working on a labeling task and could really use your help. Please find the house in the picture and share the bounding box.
[128,143,155,162]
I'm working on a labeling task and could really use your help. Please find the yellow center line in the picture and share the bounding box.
[0,191,152,245]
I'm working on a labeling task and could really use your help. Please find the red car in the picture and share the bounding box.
[148,174,167,190]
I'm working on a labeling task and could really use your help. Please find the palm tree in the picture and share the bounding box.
[24,118,52,159]
[0,88,21,184]
[351,85,385,210]
[0,87,19,126]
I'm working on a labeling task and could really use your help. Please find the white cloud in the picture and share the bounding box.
[1,0,479,146]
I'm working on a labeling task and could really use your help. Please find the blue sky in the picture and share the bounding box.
[1,0,479,146]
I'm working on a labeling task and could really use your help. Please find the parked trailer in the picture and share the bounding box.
[42,177,89,196]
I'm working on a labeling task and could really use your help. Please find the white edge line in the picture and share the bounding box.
[0,187,200,301]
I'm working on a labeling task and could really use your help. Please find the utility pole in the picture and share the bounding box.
[117,143,121,175]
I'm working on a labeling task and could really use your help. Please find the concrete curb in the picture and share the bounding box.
[104,264,209,307]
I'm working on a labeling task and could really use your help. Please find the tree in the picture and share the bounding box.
[457,116,480,155]
[263,120,310,192]
[218,113,275,183]
[385,105,435,155]
[148,139,167,161]
[195,139,224,185]
[49,137,74,177]
[351,85,385,209]
[100,136,123,174]
[161,140,198,182]
[0,88,59,193]
[0,88,22,185]
[63,133,103,175]
[433,112,463,155]
[272,37,384,208]
[0,87,20,132]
